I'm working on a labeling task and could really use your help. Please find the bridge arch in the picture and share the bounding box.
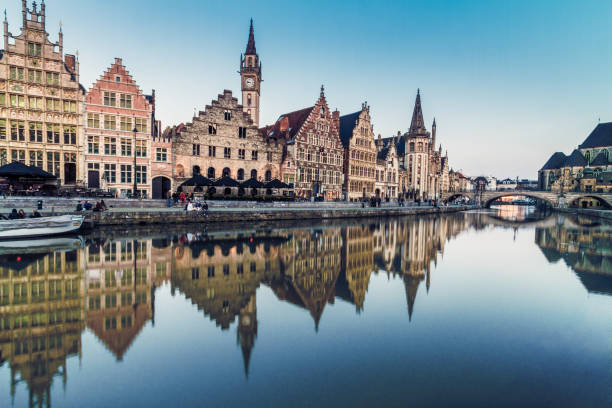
[445,193,474,203]
[568,195,612,209]
[482,192,555,208]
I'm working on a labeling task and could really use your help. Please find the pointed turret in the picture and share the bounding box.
[409,89,427,136]
[245,18,256,55]
[431,117,437,152]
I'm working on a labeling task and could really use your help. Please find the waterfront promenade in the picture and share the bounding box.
[0,196,473,227]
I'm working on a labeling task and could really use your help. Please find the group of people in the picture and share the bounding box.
[76,200,107,212]
[2,208,41,219]
[184,199,208,215]
[172,191,194,205]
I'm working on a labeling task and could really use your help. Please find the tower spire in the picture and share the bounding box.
[409,89,426,136]
[245,18,256,55]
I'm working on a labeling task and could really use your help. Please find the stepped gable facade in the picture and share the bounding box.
[339,103,378,201]
[84,58,156,198]
[172,90,283,185]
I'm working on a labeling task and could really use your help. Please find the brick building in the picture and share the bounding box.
[339,103,377,201]
[1,0,85,184]
[84,58,155,198]
[265,86,344,199]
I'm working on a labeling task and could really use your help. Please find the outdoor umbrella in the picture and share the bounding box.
[264,179,288,189]
[0,162,56,179]
[240,178,265,188]
[212,176,240,187]
[179,174,212,188]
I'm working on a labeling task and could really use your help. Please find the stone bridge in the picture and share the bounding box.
[440,190,612,208]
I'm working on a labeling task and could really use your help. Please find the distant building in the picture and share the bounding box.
[1,0,85,184]
[497,178,517,191]
[538,123,612,193]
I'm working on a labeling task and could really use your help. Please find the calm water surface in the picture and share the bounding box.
[0,208,610,408]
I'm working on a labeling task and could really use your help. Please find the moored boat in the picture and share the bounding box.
[0,215,84,239]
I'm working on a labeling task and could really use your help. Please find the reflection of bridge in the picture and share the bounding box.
[441,190,612,208]
[481,213,558,229]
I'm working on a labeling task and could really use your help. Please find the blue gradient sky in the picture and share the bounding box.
[5,0,611,178]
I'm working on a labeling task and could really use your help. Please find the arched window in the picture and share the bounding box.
[251,169,258,180]
[192,165,200,176]
[222,167,231,178]
[224,187,232,196]
[207,167,215,179]
[265,170,272,182]
[237,169,245,180]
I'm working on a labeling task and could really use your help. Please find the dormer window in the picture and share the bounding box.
[28,43,41,57]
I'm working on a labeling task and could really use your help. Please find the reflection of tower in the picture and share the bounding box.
[237,294,257,378]
[403,275,422,321]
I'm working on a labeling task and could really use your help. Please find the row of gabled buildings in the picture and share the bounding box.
[1,1,170,198]
[169,20,454,201]
[1,1,456,200]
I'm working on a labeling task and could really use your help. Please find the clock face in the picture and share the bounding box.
[245,78,255,88]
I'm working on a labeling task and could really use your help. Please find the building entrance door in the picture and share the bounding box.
[152,176,171,199]
[64,163,77,184]
[88,171,100,188]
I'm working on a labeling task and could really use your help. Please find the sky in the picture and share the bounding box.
[5,0,612,178]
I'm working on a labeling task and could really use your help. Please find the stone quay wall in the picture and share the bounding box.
[86,206,472,227]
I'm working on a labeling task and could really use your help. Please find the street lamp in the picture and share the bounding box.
[133,118,138,198]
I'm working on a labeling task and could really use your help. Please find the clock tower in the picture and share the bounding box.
[240,19,262,127]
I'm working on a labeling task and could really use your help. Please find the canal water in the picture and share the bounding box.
[0,208,610,408]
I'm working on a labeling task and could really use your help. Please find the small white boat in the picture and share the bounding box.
[0,215,84,239]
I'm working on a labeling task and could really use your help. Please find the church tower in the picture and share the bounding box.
[240,19,262,127]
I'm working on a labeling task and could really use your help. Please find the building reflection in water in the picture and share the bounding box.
[535,215,612,295]
[2,211,609,405]
[0,247,84,408]
[84,238,171,360]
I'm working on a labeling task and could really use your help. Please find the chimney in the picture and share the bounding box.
[332,110,340,130]
[64,54,75,73]
[279,116,290,132]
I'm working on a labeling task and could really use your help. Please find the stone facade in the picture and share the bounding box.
[340,103,377,201]
[84,58,155,198]
[539,123,612,193]
[1,0,85,184]
[265,86,344,199]
[172,90,282,185]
